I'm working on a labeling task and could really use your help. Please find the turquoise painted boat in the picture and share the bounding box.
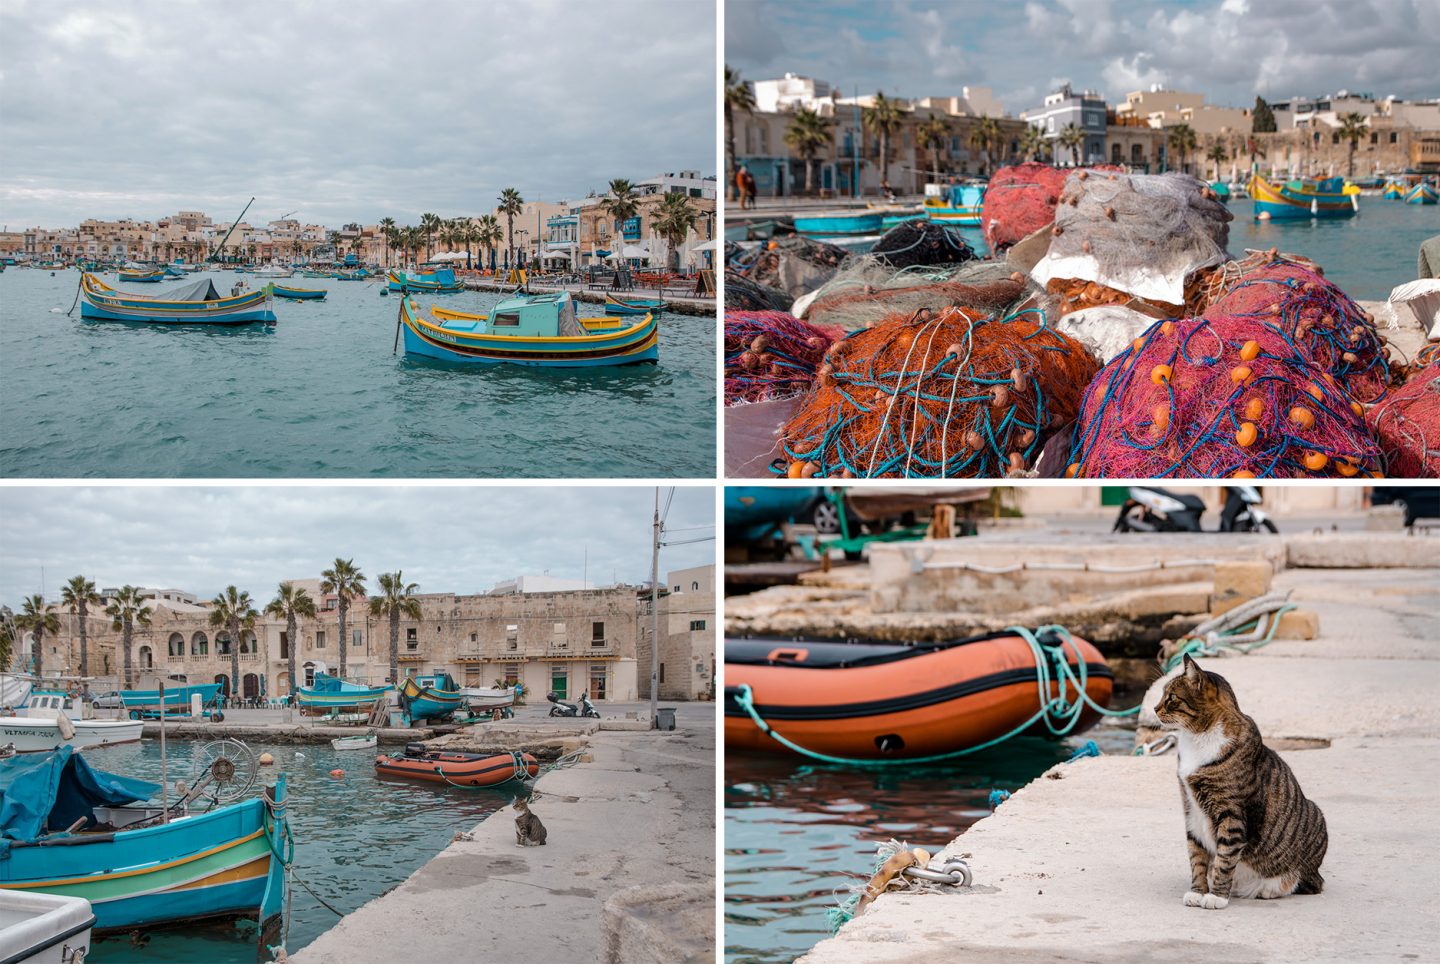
[80,273,277,325]
[386,268,463,292]
[118,268,165,283]
[118,682,224,720]
[0,746,289,947]
[398,673,465,722]
[792,211,884,236]
[923,183,985,225]
[1210,181,1232,203]
[1248,174,1358,219]
[1404,183,1437,205]
[295,674,391,712]
[400,291,659,367]
[1382,181,1406,200]
[270,283,327,300]
[334,269,370,280]
[604,294,667,316]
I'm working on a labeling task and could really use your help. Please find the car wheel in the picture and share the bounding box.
[811,499,842,534]
[128,710,141,721]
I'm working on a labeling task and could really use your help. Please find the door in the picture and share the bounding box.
[550,665,568,700]
[590,664,607,701]
[213,673,230,697]
[242,673,259,701]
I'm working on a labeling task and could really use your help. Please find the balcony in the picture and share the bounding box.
[396,653,426,663]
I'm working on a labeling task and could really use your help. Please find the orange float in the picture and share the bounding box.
[1236,422,1258,447]
[724,631,1114,760]
[375,747,539,786]
[1150,364,1172,385]
[1289,406,1315,429]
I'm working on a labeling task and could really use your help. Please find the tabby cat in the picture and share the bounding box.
[513,796,547,847]
[1155,655,1327,909]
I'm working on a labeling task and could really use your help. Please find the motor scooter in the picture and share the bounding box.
[1114,486,1278,533]
[547,691,600,718]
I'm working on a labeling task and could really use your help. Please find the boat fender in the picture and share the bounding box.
[259,752,274,765]
[330,769,345,778]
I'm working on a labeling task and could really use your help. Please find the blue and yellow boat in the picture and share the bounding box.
[119,681,225,720]
[0,746,289,947]
[118,267,166,283]
[295,673,391,712]
[1382,180,1406,200]
[604,294,667,316]
[1248,174,1358,219]
[386,268,463,293]
[398,673,466,723]
[80,274,276,324]
[400,290,658,367]
[1404,182,1437,205]
[270,283,327,300]
[923,182,986,225]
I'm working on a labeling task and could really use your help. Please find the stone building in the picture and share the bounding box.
[637,565,717,702]
[1022,85,1109,167]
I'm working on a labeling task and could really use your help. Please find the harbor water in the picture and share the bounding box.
[0,271,715,477]
[77,737,514,963]
[724,719,1139,964]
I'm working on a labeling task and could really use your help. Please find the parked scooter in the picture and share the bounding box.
[1114,486,1278,534]
[547,691,600,718]
[1218,485,1277,533]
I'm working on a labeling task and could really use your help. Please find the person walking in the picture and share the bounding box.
[735,164,751,210]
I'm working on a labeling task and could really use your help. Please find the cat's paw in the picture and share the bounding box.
[1199,893,1230,910]
[1182,890,1206,907]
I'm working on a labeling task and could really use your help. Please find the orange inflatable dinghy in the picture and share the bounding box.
[725,628,1114,761]
[374,745,539,786]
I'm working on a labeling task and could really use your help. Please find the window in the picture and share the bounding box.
[315,630,325,650]
[352,629,361,649]
[503,663,520,686]
[1370,133,1378,144]
[592,621,605,644]
[659,663,666,683]
[550,666,568,700]
[493,312,520,327]
[692,581,700,591]
[406,628,417,650]
[690,620,706,631]
[552,622,566,649]
[168,632,185,657]
[1331,133,1340,145]
[470,632,478,643]
[506,624,519,651]
[280,632,290,659]
[1390,132,1398,143]
[192,632,208,657]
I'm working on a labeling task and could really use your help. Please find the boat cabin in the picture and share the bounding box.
[415,672,460,692]
[461,292,583,338]
[18,691,95,720]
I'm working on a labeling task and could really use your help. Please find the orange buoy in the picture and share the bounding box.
[786,461,806,479]
[799,462,820,479]
[1350,401,1364,418]
[1065,463,1080,478]
[1132,337,1145,354]
[1303,451,1328,471]
[1151,364,1173,385]
[1240,340,1261,361]
[1231,365,1253,385]
[1160,321,1175,336]
[330,769,345,779]
[1244,397,1265,421]
[1336,459,1359,477]
[1231,470,1256,478]
[1289,406,1315,429]
[1236,422,1258,447]
[1151,403,1170,433]
[1305,381,1324,401]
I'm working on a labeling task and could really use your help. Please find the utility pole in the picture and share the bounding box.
[650,487,661,727]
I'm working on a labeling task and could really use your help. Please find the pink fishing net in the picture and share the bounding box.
[1367,363,1439,478]
[724,311,841,405]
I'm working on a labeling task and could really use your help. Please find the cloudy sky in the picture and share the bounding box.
[727,0,1439,118]
[0,0,716,229]
[0,486,715,605]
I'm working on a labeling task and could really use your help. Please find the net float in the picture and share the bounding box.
[991,385,1010,409]
[1240,340,1261,361]
[799,462,820,479]
[1151,364,1173,385]
[1303,451,1328,471]
[1336,459,1359,477]
[965,430,984,451]
[1244,396,1265,420]
[1289,406,1315,429]
[1231,470,1256,478]
[786,461,807,479]
[751,335,771,353]
[1151,403,1171,433]
[1236,422,1258,447]
[1231,365,1253,385]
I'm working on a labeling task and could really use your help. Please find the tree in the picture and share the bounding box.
[369,571,421,685]
[105,586,151,688]
[14,595,59,677]
[600,179,640,244]
[61,576,102,681]
[969,115,1003,175]
[319,558,365,679]
[653,192,699,271]
[1338,112,1368,178]
[209,586,257,701]
[1206,142,1230,181]
[1059,123,1085,166]
[326,230,342,263]
[265,582,316,702]
[724,65,756,201]
[916,118,951,177]
[1252,96,1277,133]
[476,215,502,271]
[420,213,441,262]
[784,107,834,194]
[1019,125,1046,163]
[1167,124,1197,174]
[0,619,13,672]
[378,217,396,267]
[497,188,524,269]
[862,92,905,190]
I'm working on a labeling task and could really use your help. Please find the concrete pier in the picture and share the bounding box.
[798,565,1440,963]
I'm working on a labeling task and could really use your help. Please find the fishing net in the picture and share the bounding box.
[1068,314,1384,479]
[803,261,1027,331]
[777,305,1099,478]
[867,219,977,269]
[724,311,842,405]
[1417,341,1440,368]
[1194,249,1391,402]
[735,235,850,298]
[1032,172,1232,310]
[724,270,793,312]
[1366,362,1440,477]
[981,163,1072,251]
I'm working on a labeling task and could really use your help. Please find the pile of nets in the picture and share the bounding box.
[1417,341,1440,368]
[1068,314,1384,478]
[777,306,1099,478]
[724,270,793,312]
[867,219,977,269]
[1195,249,1391,402]
[981,163,1071,251]
[733,235,849,298]
[724,311,841,405]
[1366,362,1439,477]
[803,261,1026,331]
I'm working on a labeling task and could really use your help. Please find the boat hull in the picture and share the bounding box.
[0,719,144,753]
[1249,175,1358,219]
[724,631,1114,760]
[331,735,377,751]
[792,213,883,236]
[603,295,666,316]
[387,270,463,293]
[79,274,276,324]
[1405,184,1437,205]
[271,284,327,300]
[397,678,465,721]
[374,751,538,786]
[295,682,390,712]
[401,300,659,367]
[457,687,515,710]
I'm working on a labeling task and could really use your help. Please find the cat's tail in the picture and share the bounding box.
[1294,869,1324,895]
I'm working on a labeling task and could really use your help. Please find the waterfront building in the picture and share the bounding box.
[638,565,717,702]
[1115,86,1250,137]
[1021,84,1109,166]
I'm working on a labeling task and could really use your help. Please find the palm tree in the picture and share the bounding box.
[862,92,905,190]
[14,595,59,677]
[420,213,441,262]
[404,226,424,267]
[60,576,101,681]
[476,215,502,271]
[1059,123,1085,166]
[326,230,343,264]
[378,217,396,267]
[497,188,524,270]
[1019,125,1046,163]
[265,582,316,702]
[1206,142,1229,182]
[915,117,950,178]
[969,115,1003,176]
[369,571,421,685]
[724,65,756,201]
[0,620,14,672]
[209,586,257,701]
[1167,124,1197,174]
[601,178,640,227]
[462,219,481,270]
[105,586,151,688]
[320,559,365,679]
[784,107,834,194]
[653,192,698,271]
[1337,112,1368,178]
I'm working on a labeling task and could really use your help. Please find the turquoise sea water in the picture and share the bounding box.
[0,271,715,478]
[80,738,511,963]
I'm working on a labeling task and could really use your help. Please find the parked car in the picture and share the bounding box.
[1370,487,1440,528]
[90,691,124,709]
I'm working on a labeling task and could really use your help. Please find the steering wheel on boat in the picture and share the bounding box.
[190,738,259,805]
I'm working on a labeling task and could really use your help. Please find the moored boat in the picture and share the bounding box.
[296,674,391,714]
[118,681,224,720]
[1404,182,1437,205]
[603,294,667,316]
[330,733,377,751]
[724,627,1114,761]
[386,268,463,292]
[923,182,985,224]
[253,264,293,279]
[117,268,165,283]
[0,692,143,753]
[1248,173,1358,219]
[1382,180,1406,200]
[457,686,516,711]
[792,211,884,236]
[79,274,276,325]
[270,283,327,300]
[400,291,658,367]
[397,673,465,722]
[374,744,538,786]
[0,890,94,964]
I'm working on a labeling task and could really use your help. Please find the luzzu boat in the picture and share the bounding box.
[400,291,658,367]
[923,182,986,225]
[397,673,466,723]
[1404,182,1437,205]
[1248,174,1358,219]
[270,283,327,300]
[603,294,667,316]
[79,274,276,325]
[387,268,463,293]
[724,627,1114,761]
[295,674,391,713]
[118,268,165,283]
[374,744,538,786]
[118,681,225,720]
[1382,180,1406,200]
[0,746,289,947]
[792,211,884,237]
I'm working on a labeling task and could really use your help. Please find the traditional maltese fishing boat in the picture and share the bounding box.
[397,673,465,723]
[398,291,659,367]
[603,294,667,316]
[117,267,166,283]
[725,627,1114,761]
[374,744,538,786]
[1247,174,1358,219]
[923,182,986,225]
[1404,182,1437,205]
[296,674,391,714]
[792,211,884,237]
[386,268,464,293]
[270,283,327,300]
[79,273,276,324]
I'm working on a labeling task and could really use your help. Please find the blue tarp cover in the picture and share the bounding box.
[0,746,158,841]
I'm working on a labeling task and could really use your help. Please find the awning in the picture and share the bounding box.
[690,239,719,252]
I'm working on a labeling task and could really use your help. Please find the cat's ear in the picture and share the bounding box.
[1182,653,1203,682]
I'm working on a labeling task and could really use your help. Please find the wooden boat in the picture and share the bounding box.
[457,686,515,711]
[1382,180,1406,200]
[79,274,276,325]
[330,733,377,751]
[400,291,658,367]
[1405,182,1437,205]
[0,891,94,963]
[0,692,143,753]
[374,745,538,786]
[270,283,327,300]
[724,628,1114,760]
[1248,174,1358,219]
[603,294,667,316]
[386,268,463,293]
[792,211,884,236]
[0,746,289,946]
[333,269,370,280]
[923,182,985,225]
[253,265,293,279]
[117,268,165,283]
[397,674,465,722]
[118,681,224,720]
[296,674,390,714]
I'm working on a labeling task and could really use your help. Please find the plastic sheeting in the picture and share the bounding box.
[0,745,158,842]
